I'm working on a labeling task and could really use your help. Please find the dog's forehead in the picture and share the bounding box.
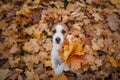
[56,25,63,31]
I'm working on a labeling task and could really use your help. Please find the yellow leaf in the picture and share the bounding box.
[109,57,118,67]
[53,13,59,19]
[63,51,70,60]
[50,77,58,80]
[69,43,75,53]
[82,65,88,72]
[44,60,51,67]
[7,30,15,34]
[63,43,76,60]
[50,73,67,80]
[34,0,40,4]
[58,73,68,80]
[42,0,50,6]
[111,0,120,4]
[74,44,83,55]
[33,32,41,39]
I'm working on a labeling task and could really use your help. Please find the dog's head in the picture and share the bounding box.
[52,24,66,45]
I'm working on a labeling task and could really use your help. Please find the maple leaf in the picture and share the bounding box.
[23,39,40,53]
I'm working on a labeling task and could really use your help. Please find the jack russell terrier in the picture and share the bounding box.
[51,24,69,77]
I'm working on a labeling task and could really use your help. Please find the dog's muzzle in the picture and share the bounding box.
[55,37,61,44]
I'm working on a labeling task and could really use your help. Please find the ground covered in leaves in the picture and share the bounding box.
[0,0,120,80]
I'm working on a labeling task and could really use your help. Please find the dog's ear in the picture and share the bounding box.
[60,23,68,32]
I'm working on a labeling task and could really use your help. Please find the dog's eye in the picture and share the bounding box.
[53,30,56,33]
[62,30,66,34]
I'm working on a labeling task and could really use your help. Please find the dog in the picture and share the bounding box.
[51,24,69,77]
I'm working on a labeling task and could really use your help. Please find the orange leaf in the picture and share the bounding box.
[67,56,82,72]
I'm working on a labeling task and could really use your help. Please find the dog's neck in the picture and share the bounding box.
[53,43,62,50]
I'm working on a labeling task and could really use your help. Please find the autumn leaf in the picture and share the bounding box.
[44,60,52,67]
[23,39,40,53]
[109,57,118,67]
[0,69,12,80]
[74,44,83,55]
[0,0,120,80]
[111,0,120,4]
[92,13,103,22]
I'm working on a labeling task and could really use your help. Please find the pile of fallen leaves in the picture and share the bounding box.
[0,0,120,80]
[59,38,95,72]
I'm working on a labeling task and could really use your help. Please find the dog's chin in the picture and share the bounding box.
[56,41,61,44]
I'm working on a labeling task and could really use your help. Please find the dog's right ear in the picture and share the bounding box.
[52,30,56,33]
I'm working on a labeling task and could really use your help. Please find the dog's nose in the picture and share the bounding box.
[56,37,61,44]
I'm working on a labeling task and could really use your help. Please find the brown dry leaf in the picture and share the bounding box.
[32,12,41,23]
[24,25,35,35]
[16,4,38,17]
[111,0,120,4]
[58,73,68,80]
[57,9,70,16]
[22,55,39,64]
[34,63,44,75]
[9,56,20,68]
[9,43,20,53]
[109,57,118,67]
[7,72,19,80]
[107,13,119,31]
[72,23,82,31]
[81,36,91,45]
[50,73,68,80]
[91,39,100,51]
[23,39,40,53]
[66,3,76,12]
[0,3,13,12]
[85,54,95,65]
[33,0,40,4]
[44,60,52,67]
[42,0,50,6]
[83,19,90,25]
[18,74,23,80]
[33,73,39,80]
[38,51,49,62]
[52,1,63,8]
[95,59,102,67]
[92,13,103,22]
[22,54,39,71]
[38,22,48,32]
[97,38,104,48]
[67,56,83,72]
[0,20,8,30]
[39,71,53,80]
[0,69,12,80]
[25,71,34,80]
[62,15,72,23]
[42,39,52,51]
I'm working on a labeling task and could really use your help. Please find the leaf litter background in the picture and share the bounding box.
[0,0,120,80]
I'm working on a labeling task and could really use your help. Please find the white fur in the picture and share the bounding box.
[51,25,69,77]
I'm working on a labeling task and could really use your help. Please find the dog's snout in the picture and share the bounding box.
[56,37,61,44]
